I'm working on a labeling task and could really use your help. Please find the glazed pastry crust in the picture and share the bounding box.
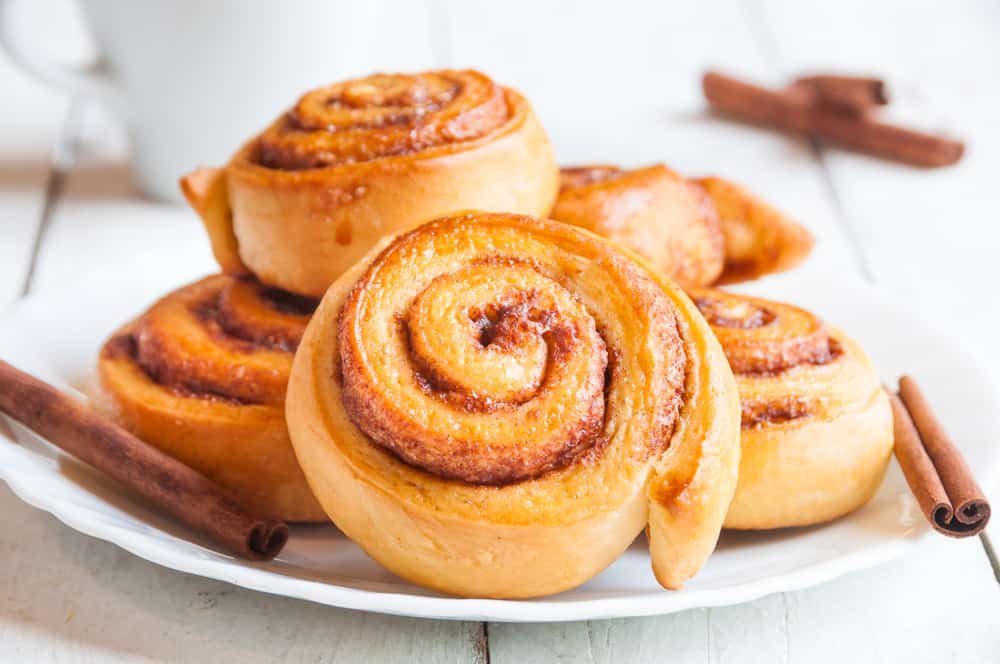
[182,71,559,297]
[286,212,740,598]
[97,275,326,522]
[552,165,725,288]
[690,289,893,529]
[695,177,815,284]
[551,165,814,287]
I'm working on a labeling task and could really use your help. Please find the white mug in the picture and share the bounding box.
[0,0,409,202]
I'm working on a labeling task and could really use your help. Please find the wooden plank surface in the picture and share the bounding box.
[470,0,1000,661]
[0,0,87,304]
[1,116,489,664]
[0,482,486,664]
[0,48,67,305]
[1,1,998,662]
[758,5,1000,653]
[489,536,999,663]
[0,3,489,660]
[758,0,1000,367]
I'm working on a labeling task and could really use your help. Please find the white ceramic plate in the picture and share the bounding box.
[1,271,997,622]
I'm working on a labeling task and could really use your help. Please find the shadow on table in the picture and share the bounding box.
[0,159,52,191]
[0,157,142,201]
[61,160,141,200]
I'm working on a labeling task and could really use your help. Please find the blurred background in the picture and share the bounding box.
[3,0,989,189]
[3,0,995,333]
[1,2,998,661]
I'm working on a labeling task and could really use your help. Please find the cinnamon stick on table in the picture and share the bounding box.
[792,75,888,117]
[703,71,964,168]
[889,376,991,537]
[0,359,288,560]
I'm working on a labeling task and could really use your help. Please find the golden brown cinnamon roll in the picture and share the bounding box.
[181,70,559,297]
[695,177,815,284]
[286,212,740,598]
[97,275,326,522]
[689,288,893,529]
[551,165,813,287]
[551,164,726,288]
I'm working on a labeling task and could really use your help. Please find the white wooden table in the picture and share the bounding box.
[2,1,998,661]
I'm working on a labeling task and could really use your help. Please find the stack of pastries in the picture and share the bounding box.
[97,69,893,598]
[97,274,325,522]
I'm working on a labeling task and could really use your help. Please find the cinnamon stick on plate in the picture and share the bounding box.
[889,376,991,537]
[0,359,288,560]
[702,70,964,168]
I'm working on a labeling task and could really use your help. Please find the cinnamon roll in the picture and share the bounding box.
[286,212,740,598]
[551,165,813,286]
[181,70,559,297]
[97,275,326,522]
[695,177,815,284]
[551,165,726,288]
[689,288,893,529]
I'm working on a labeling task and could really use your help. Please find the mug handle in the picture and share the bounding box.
[0,0,122,111]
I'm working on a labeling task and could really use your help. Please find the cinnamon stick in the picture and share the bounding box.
[793,75,888,117]
[889,377,991,537]
[703,71,964,168]
[0,359,288,560]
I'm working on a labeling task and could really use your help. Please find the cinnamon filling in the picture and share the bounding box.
[693,295,775,329]
[692,289,836,374]
[741,396,814,428]
[256,71,512,170]
[104,332,251,406]
[214,278,316,352]
[691,289,847,429]
[110,277,308,405]
[335,214,687,485]
[259,285,319,316]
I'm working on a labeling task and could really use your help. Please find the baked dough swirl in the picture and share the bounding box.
[286,212,740,597]
[696,177,815,285]
[98,275,326,522]
[689,288,893,529]
[181,70,559,297]
[552,165,726,288]
[551,165,813,287]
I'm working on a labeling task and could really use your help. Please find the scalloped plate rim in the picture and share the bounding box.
[0,271,996,622]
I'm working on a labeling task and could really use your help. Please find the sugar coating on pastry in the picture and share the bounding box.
[286,212,741,598]
[551,165,814,288]
[552,164,725,288]
[181,70,560,297]
[690,288,893,530]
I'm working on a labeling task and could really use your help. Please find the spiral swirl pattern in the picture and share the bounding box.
[285,212,741,597]
[122,276,314,404]
[691,290,836,378]
[690,288,844,428]
[337,214,685,484]
[183,69,559,299]
[257,71,509,170]
[98,275,325,522]
[688,288,892,529]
